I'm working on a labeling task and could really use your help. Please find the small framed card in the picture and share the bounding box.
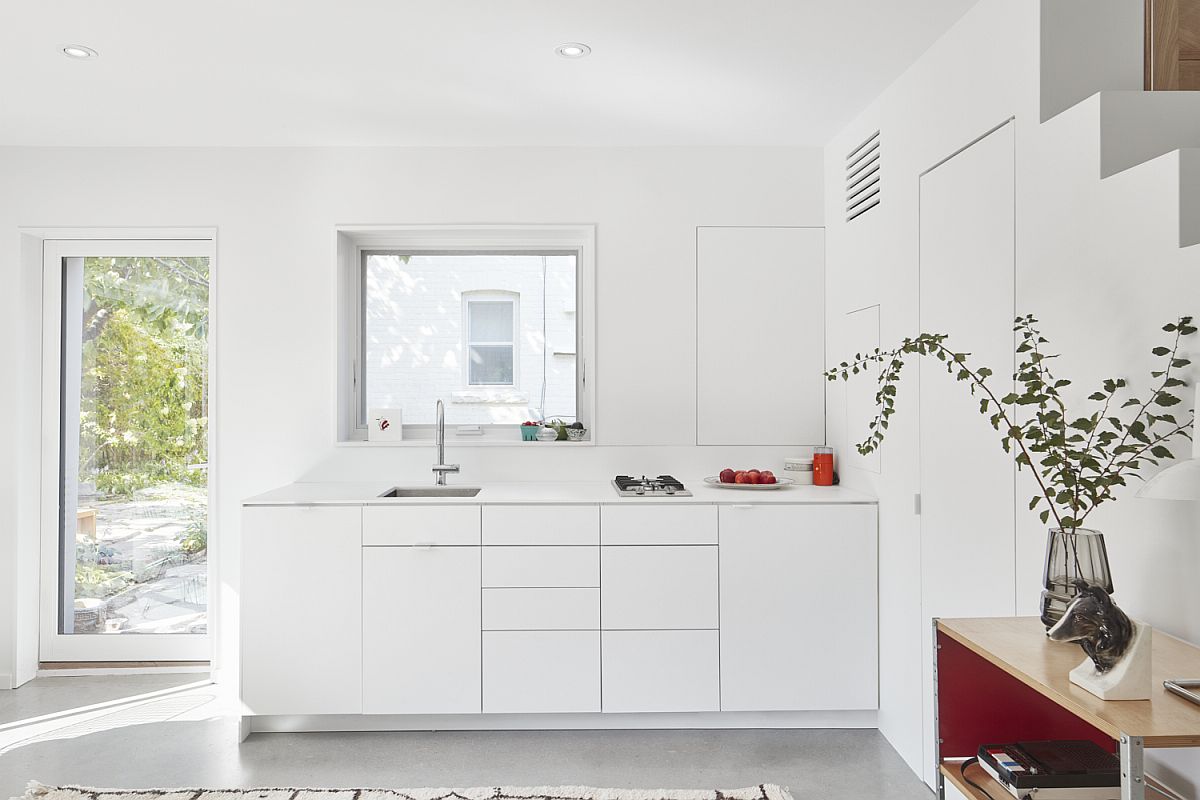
[368,408,403,442]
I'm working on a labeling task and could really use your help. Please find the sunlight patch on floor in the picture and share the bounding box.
[0,679,230,755]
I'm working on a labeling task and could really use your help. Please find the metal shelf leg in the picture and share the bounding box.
[1120,733,1145,800]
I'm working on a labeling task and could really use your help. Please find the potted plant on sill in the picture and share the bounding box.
[827,315,1196,625]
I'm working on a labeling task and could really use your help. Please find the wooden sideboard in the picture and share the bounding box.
[935,617,1200,800]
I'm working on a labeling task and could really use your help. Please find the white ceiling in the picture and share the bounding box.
[0,1,977,147]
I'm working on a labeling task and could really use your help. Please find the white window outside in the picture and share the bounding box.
[464,292,518,388]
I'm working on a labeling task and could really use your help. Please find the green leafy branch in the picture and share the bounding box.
[825,315,1196,534]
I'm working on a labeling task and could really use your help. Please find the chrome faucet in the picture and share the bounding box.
[433,399,460,485]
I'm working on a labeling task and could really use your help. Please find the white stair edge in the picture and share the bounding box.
[1100,90,1200,178]
[1179,148,1200,248]
[1040,0,1142,123]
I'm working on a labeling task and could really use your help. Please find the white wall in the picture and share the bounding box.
[824,0,1200,791]
[0,145,823,687]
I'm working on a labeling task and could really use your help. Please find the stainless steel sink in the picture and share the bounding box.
[379,486,483,498]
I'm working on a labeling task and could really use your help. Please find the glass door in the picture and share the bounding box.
[40,240,213,662]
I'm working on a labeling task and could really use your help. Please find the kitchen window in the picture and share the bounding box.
[338,225,595,442]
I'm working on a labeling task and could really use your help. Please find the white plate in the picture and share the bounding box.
[704,476,795,489]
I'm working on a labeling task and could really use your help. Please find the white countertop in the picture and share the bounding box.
[242,480,877,506]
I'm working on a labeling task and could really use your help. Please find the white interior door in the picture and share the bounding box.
[917,120,1017,787]
[40,238,214,663]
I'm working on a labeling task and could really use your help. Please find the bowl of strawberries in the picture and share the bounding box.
[705,468,795,489]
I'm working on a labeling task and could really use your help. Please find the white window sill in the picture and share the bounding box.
[336,438,594,448]
[451,389,529,405]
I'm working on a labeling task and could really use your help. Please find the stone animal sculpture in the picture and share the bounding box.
[1046,581,1134,673]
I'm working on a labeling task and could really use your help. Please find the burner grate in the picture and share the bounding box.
[612,475,692,497]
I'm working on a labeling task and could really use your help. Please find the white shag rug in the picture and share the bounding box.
[15,784,794,800]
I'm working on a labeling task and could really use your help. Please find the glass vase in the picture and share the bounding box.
[1039,527,1113,627]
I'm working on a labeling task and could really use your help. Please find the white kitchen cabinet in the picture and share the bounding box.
[483,505,599,545]
[484,630,601,713]
[241,506,363,715]
[601,545,718,629]
[602,630,720,712]
[718,504,878,711]
[696,226,825,446]
[241,493,881,728]
[600,505,717,545]
[362,545,482,714]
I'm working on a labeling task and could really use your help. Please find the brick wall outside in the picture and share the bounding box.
[364,254,577,426]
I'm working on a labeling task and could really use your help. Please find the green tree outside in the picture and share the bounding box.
[79,256,209,496]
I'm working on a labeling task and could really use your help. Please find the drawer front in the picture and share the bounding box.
[483,505,600,545]
[601,630,720,712]
[483,588,599,630]
[484,630,601,713]
[601,505,717,545]
[482,546,599,588]
[363,505,480,546]
[601,546,718,629]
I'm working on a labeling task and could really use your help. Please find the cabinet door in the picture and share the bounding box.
[602,630,720,712]
[241,506,363,715]
[363,546,481,714]
[697,226,824,445]
[483,631,600,713]
[718,504,878,711]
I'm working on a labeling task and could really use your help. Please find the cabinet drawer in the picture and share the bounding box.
[484,631,601,713]
[601,546,718,629]
[483,546,599,588]
[483,505,599,545]
[363,505,480,546]
[483,588,599,630]
[601,505,717,544]
[601,630,720,712]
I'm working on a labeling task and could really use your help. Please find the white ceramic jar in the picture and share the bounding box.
[783,457,814,485]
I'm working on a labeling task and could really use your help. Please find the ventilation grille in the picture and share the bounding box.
[845,130,881,222]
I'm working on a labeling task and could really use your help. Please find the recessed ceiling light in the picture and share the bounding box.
[62,45,98,60]
[555,43,591,59]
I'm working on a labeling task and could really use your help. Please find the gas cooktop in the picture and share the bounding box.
[611,475,692,497]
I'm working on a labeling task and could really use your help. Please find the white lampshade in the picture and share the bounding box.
[1136,384,1200,500]
[1138,457,1200,500]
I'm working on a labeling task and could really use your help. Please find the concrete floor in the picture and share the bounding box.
[0,675,932,800]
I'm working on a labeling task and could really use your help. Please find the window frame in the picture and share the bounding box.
[338,225,596,445]
[36,235,216,664]
[462,290,519,389]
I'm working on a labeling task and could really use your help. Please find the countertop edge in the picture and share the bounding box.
[242,481,879,507]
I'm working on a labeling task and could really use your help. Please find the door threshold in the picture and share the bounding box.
[38,661,210,677]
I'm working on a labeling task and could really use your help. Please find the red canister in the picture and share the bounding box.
[813,446,834,486]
